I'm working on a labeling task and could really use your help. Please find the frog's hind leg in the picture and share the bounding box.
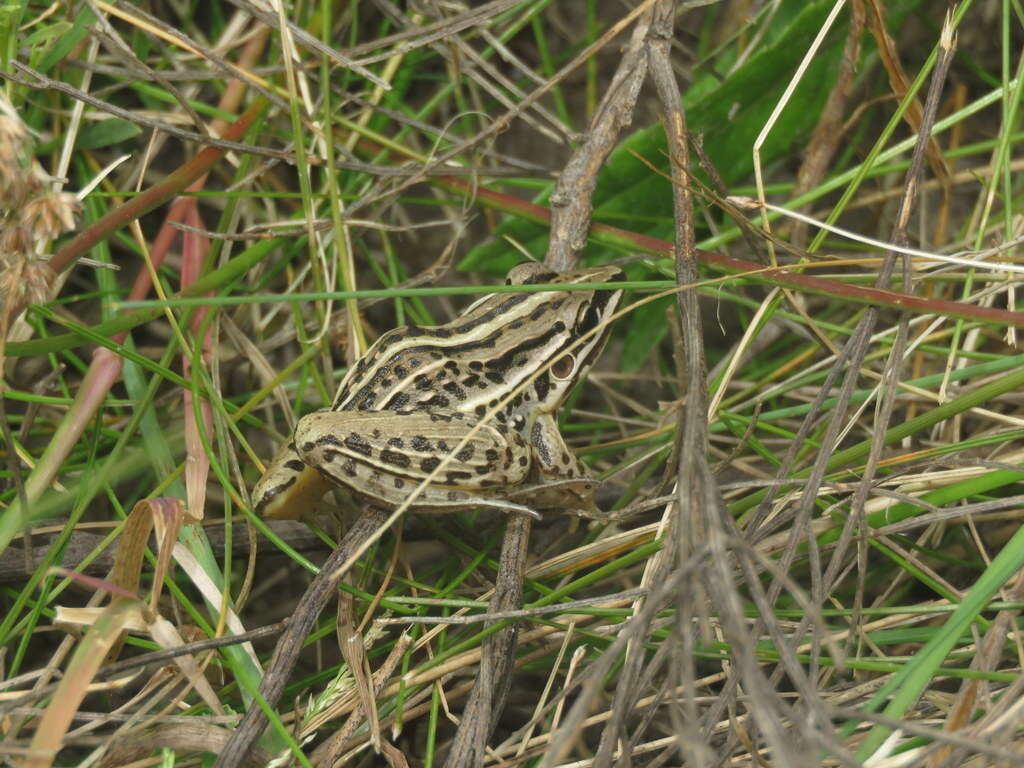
[293,409,538,517]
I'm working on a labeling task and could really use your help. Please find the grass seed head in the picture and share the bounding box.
[0,105,80,309]
[22,191,81,243]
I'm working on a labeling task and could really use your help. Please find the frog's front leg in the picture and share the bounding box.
[292,409,539,516]
[516,412,603,516]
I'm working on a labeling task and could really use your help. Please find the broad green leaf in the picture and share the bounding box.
[20,20,70,50]
[35,5,95,74]
[75,118,143,149]
[621,295,671,371]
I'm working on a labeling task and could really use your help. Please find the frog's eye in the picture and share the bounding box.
[551,353,575,379]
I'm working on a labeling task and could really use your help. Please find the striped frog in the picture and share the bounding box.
[252,262,622,520]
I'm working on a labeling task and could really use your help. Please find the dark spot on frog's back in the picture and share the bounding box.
[411,435,431,452]
[284,459,306,472]
[420,457,440,472]
[455,445,474,462]
[350,394,376,411]
[386,392,411,410]
[446,470,472,484]
[344,432,372,456]
[393,365,407,378]
[420,394,449,408]
[380,450,411,468]
[387,437,405,449]
[311,433,343,448]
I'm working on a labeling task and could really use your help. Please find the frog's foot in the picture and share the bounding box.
[470,497,541,520]
[510,478,604,517]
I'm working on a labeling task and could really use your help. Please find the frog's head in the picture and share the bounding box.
[500,262,624,419]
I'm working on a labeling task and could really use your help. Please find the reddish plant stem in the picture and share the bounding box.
[1,99,266,332]
[0,34,268,555]
[432,174,1024,329]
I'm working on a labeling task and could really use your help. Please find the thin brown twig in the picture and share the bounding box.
[213,509,390,768]
[660,5,801,766]
[831,17,957,653]
[86,0,210,137]
[217,0,388,86]
[102,0,297,110]
[346,0,526,63]
[543,8,652,271]
[538,546,713,768]
[3,64,286,161]
[442,514,531,768]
